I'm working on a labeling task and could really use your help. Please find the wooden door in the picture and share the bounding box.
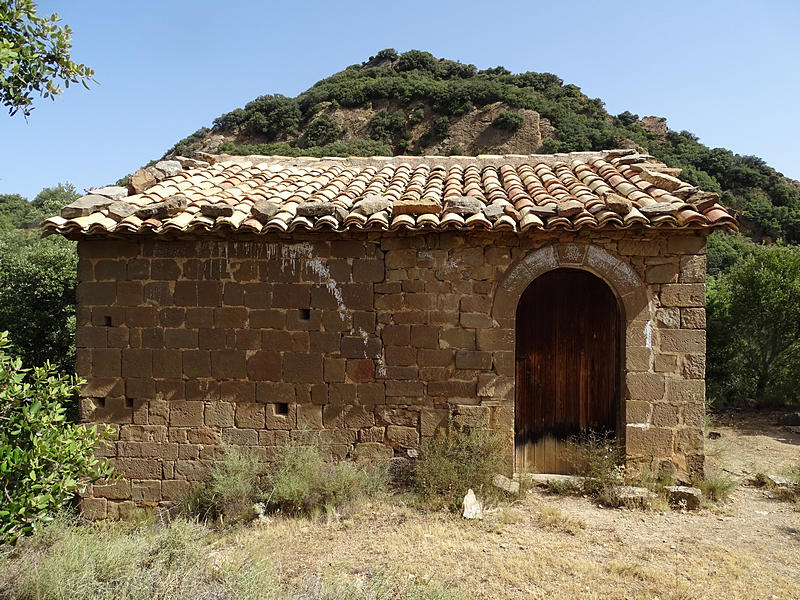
[515,268,620,473]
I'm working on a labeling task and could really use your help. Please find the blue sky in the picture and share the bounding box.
[2,0,799,200]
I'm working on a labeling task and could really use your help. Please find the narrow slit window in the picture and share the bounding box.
[104,315,113,327]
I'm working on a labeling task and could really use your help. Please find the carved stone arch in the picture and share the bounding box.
[492,243,649,325]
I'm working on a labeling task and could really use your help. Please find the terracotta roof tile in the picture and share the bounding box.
[44,151,738,237]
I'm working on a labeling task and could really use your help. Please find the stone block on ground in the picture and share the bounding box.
[664,485,702,510]
[779,412,800,426]
[492,473,520,494]
[616,486,658,507]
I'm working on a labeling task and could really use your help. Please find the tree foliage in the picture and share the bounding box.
[707,242,800,407]
[213,94,301,139]
[0,183,78,371]
[302,113,340,147]
[367,108,406,142]
[492,110,524,132]
[0,0,94,116]
[0,331,113,544]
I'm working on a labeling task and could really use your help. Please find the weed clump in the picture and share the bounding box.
[181,445,263,524]
[537,505,585,535]
[411,426,506,511]
[182,443,388,524]
[266,442,387,517]
[564,430,625,506]
[693,471,738,502]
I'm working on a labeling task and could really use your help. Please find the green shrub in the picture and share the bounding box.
[373,48,398,62]
[266,442,387,517]
[0,232,77,372]
[408,106,425,124]
[181,445,263,525]
[213,94,301,140]
[396,50,439,74]
[432,116,450,137]
[183,442,387,522]
[411,425,506,511]
[368,109,406,142]
[707,243,800,407]
[0,332,112,544]
[303,114,341,147]
[492,110,524,132]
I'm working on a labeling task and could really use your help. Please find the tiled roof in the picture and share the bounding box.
[43,150,736,238]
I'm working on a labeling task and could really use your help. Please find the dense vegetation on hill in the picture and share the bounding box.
[169,49,800,244]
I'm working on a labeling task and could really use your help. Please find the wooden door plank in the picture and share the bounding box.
[515,268,620,475]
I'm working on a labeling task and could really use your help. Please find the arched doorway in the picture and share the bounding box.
[515,268,621,473]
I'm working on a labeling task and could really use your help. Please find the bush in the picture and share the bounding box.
[303,114,341,147]
[693,471,738,503]
[266,442,387,517]
[564,430,624,505]
[432,116,450,137]
[411,425,506,511]
[0,516,468,600]
[367,108,406,142]
[0,332,112,544]
[396,50,439,74]
[373,48,398,62]
[408,106,425,124]
[492,110,524,132]
[0,232,77,371]
[181,446,263,525]
[707,244,800,407]
[183,442,387,522]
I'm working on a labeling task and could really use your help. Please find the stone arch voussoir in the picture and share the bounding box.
[492,243,648,324]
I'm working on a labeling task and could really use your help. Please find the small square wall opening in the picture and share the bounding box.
[275,402,289,416]
[104,315,113,327]
[124,398,135,409]
[298,308,311,321]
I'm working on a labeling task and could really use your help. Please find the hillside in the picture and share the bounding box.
[167,49,799,244]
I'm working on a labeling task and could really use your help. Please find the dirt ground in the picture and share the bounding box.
[227,412,800,600]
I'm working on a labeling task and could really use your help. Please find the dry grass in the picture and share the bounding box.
[2,413,799,599]
[1,487,798,600]
[537,505,586,535]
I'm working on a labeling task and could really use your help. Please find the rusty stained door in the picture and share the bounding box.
[514,268,620,474]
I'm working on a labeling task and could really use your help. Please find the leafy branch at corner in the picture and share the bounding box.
[0,331,113,544]
[0,0,94,116]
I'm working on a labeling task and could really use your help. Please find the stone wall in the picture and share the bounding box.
[75,230,707,518]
